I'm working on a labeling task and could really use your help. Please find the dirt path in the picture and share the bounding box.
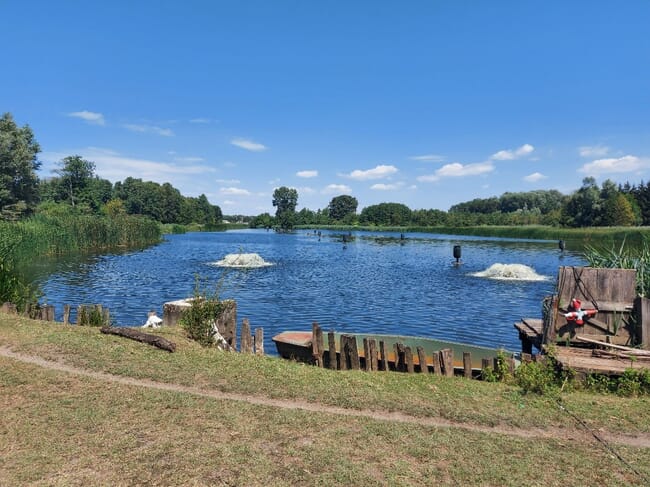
[2,345,650,448]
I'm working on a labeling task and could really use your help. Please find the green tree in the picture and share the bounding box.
[602,193,635,226]
[0,113,41,219]
[272,186,298,230]
[562,177,603,227]
[327,195,358,221]
[55,155,96,208]
[359,202,412,226]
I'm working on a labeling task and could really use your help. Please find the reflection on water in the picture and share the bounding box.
[28,229,586,354]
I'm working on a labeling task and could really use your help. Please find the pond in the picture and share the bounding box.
[30,229,586,354]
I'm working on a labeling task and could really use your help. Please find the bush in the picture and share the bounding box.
[514,350,575,396]
[179,278,224,347]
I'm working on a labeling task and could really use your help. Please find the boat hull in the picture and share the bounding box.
[272,330,512,372]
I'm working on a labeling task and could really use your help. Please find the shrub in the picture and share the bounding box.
[179,277,224,347]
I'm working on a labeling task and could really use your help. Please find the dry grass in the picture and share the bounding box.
[2,314,650,485]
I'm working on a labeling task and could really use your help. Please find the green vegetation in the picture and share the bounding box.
[179,278,225,347]
[584,239,650,296]
[1,315,650,485]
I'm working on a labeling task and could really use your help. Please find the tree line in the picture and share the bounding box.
[256,179,648,230]
[0,113,222,226]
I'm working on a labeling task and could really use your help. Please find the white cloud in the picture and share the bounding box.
[417,161,494,183]
[322,184,352,194]
[296,170,318,178]
[490,143,535,161]
[222,200,237,206]
[220,187,251,196]
[524,172,547,182]
[189,118,211,124]
[371,182,405,191]
[579,155,649,175]
[67,110,105,126]
[409,154,445,162]
[40,147,214,183]
[343,164,398,180]
[123,124,174,137]
[231,137,267,152]
[579,145,610,158]
[215,178,241,185]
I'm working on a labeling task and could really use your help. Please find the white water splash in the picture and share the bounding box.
[472,263,547,281]
[212,253,274,268]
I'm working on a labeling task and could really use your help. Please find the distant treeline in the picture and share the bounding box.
[250,179,649,229]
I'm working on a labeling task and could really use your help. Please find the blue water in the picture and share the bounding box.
[31,229,585,354]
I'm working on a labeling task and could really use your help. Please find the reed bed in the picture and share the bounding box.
[584,239,650,297]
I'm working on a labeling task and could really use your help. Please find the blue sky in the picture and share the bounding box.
[2,1,649,215]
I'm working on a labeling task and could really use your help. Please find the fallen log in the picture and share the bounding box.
[100,326,176,352]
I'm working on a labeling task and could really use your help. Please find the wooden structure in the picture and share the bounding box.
[515,266,650,375]
[274,324,514,379]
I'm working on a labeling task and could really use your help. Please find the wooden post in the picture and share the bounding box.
[254,328,264,355]
[339,334,348,371]
[440,348,454,377]
[77,305,86,326]
[241,318,252,353]
[463,352,472,379]
[635,296,650,349]
[216,300,237,350]
[63,304,71,325]
[312,322,324,367]
[405,347,415,373]
[328,331,337,370]
[416,346,429,374]
[102,307,111,327]
[432,350,442,375]
[481,358,492,379]
[379,340,389,371]
[394,343,406,372]
[348,335,360,370]
[368,339,378,371]
[363,338,371,371]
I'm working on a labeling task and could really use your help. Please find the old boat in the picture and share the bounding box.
[272,330,514,372]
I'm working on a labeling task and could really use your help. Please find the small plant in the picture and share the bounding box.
[481,350,513,383]
[514,349,575,396]
[180,276,225,347]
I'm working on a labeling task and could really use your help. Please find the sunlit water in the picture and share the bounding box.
[30,229,585,354]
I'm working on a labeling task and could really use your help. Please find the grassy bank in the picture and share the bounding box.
[1,314,649,485]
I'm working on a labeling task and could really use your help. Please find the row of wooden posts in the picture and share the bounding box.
[0,302,111,326]
[310,323,517,378]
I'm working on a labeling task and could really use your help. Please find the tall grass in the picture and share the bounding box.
[583,238,650,297]
[0,214,161,309]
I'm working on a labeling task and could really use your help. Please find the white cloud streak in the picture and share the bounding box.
[371,182,405,191]
[490,144,535,161]
[322,184,352,194]
[231,137,267,152]
[417,162,494,182]
[579,155,649,175]
[296,170,318,178]
[524,172,547,182]
[409,154,445,162]
[579,145,610,158]
[123,124,174,137]
[220,187,251,196]
[67,110,105,125]
[343,164,398,180]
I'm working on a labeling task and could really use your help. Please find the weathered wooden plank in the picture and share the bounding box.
[241,318,253,353]
[328,331,338,370]
[312,322,323,366]
[635,297,650,349]
[346,335,360,370]
[379,340,389,371]
[405,347,414,373]
[63,304,71,325]
[416,346,429,374]
[368,339,378,371]
[432,350,442,375]
[363,338,372,371]
[440,348,453,377]
[463,352,472,378]
[394,343,406,372]
[339,334,348,371]
[254,328,264,355]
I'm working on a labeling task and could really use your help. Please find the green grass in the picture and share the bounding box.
[2,315,650,484]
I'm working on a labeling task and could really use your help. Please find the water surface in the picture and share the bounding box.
[32,229,585,354]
